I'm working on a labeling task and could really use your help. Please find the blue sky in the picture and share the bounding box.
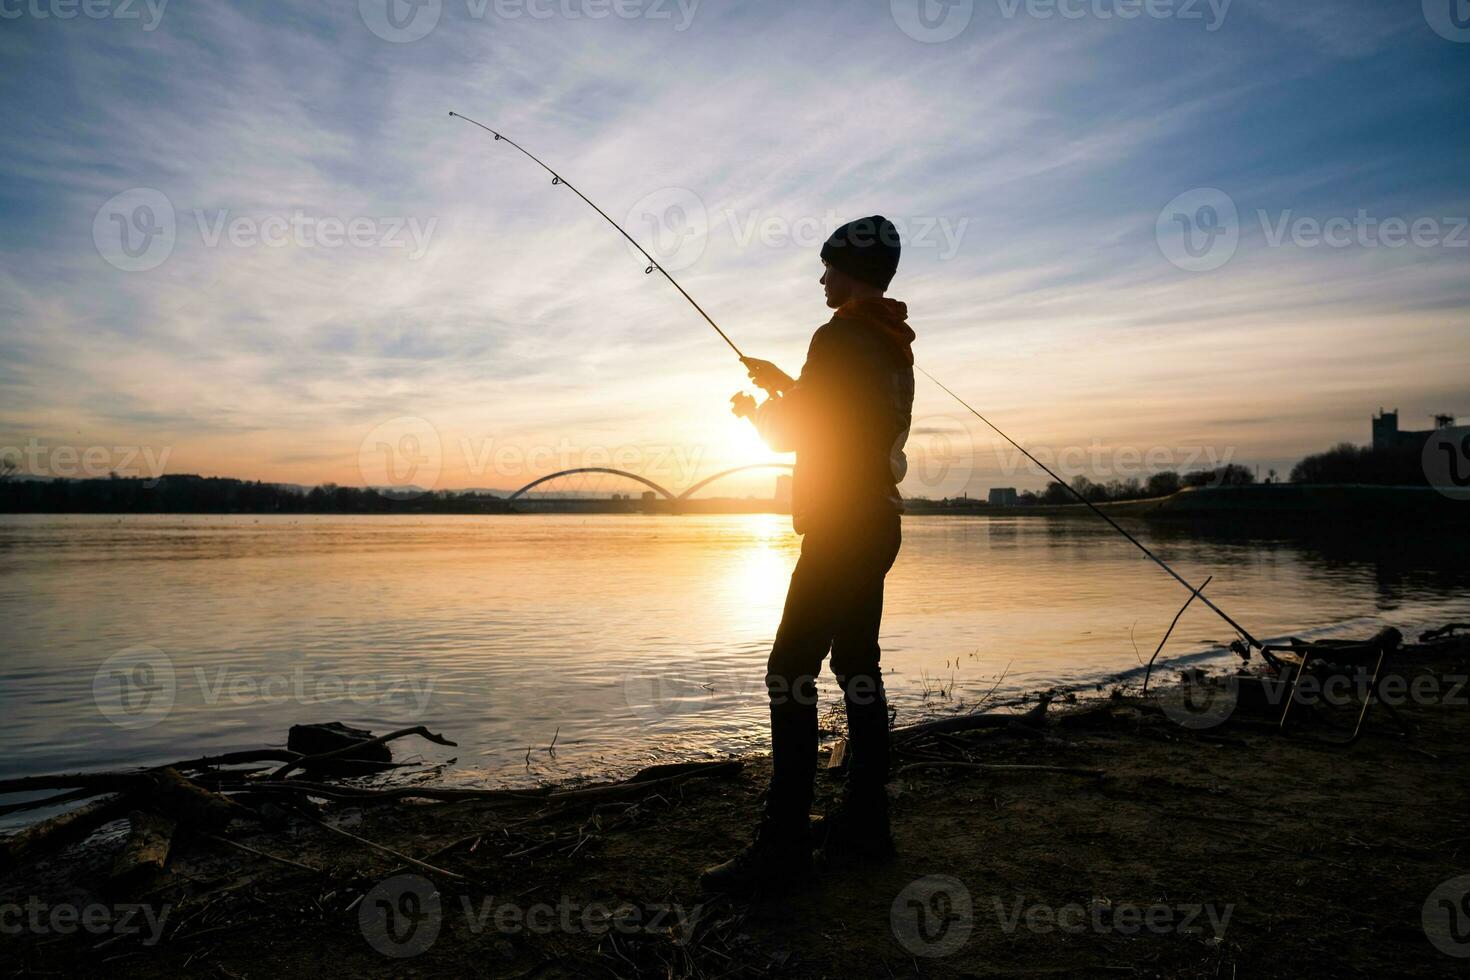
[1,0,1467,495]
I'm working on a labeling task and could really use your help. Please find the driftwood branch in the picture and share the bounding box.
[108,810,176,894]
[0,787,103,818]
[234,780,550,806]
[169,749,306,772]
[0,794,133,873]
[1419,623,1469,643]
[0,772,145,795]
[544,760,743,803]
[896,762,1105,778]
[269,726,457,781]
[203,832,325,875]
[294,811,470,882]
[0,754,305,798]
[891,696,1051,742]
[148,768,251,830]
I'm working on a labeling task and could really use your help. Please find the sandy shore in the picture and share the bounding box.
[2,633,1468,978]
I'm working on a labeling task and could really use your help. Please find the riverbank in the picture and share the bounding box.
[910,483,1470,526]
[3,631,1467,977]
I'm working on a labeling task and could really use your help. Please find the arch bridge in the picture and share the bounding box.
[508,463,792,501]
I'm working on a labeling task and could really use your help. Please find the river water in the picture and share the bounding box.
[1,513,1465,818]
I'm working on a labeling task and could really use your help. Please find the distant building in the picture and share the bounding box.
[1372,409,1456,450]
[988,487,1018,507]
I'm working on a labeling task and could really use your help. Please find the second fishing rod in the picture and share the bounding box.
[448,110,1262,651]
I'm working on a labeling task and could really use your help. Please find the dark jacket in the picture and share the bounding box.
[755,298,916,534]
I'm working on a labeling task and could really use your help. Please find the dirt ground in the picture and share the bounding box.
[3,635,1469,978]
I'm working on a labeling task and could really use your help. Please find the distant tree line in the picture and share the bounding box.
[1007,464,1256,506]
[0,474,514,515]
[1288,443,1430,486]
[0,439,1443,515]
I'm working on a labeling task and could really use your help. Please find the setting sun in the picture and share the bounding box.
[716,415,785,473]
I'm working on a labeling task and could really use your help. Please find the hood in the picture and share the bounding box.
[835,297,916,365]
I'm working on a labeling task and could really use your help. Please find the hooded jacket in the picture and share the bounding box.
[755,297,916,534]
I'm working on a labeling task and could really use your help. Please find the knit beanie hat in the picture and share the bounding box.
[819,215,901,290]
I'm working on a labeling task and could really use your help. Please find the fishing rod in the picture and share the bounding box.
[448,112,744,360]
[448,110,1261,650]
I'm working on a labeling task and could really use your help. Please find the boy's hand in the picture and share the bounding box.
[730,392,757,420]
[741,357,794,395]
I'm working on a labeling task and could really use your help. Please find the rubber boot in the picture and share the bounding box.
[700,812,814,894]
[815,787,895,863]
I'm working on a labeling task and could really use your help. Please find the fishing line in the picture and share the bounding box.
[449,110,1260,650]
[918,368,1258,649]
[448,112,744,359]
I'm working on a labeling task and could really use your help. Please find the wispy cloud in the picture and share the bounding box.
[1,0,1465,494]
